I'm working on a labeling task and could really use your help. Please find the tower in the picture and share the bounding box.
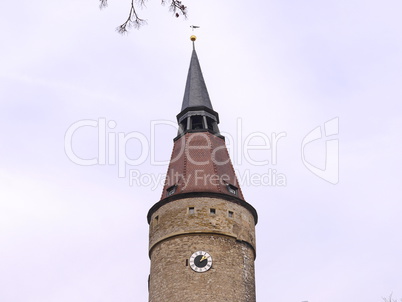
[147,37,258,302]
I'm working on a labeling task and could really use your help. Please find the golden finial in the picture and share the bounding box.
[190,26,199,49]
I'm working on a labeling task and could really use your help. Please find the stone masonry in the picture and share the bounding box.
[148,197,256,302]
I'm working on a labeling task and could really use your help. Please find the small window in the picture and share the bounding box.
[227,184,238,196]
[154,215,159,225]
[167,185,177,196]
[189,207,195,214]
[206,117,215,132]
[191,115,204,130]
[228,211,234,218]
[210,208,216,215]
[180,118,188,132]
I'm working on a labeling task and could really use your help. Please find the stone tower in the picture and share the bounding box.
[147,37,258,302]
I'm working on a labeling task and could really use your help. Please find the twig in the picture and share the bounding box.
[116,0,147,33]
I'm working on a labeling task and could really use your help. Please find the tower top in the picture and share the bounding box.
[147,44,258,225]
[181,46,213,111]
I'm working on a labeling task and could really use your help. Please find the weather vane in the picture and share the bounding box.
[190,25,200,31]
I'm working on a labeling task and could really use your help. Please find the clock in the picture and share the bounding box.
[189,251,213,273]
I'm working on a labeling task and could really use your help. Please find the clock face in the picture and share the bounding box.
[189,251,212,273]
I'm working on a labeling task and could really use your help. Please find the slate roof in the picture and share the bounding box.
[181,49,213,111]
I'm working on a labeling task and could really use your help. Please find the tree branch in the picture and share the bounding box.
[99,0,108,9]
[99,0,187,33]
[162,0,187,18]
[116,0,147,34]
[382,293,401,302]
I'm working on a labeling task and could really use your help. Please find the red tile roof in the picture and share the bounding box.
[160,131,245,201]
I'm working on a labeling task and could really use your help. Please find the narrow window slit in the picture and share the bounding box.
[166,185,177,197]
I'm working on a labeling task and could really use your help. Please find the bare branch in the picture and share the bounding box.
[382,293,401,302]
[101,0,188,33]
[137,0,147,7]
[99,0,108,9]
[161,0,187,18]
[116,0,147,34]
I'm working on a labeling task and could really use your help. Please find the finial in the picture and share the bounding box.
[190,25,200,50]
[190,35,196,50]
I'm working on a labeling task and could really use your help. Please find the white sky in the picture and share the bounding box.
[1,0,402,301]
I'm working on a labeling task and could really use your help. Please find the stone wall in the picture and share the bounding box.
[149,197,256,253]
[149,234,256,302]
[148,196,256,302]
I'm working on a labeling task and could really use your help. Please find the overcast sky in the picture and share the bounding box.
[1,0,402,301]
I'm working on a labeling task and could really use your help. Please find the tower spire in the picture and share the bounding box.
[181,35,213,111]
[175,36,221,139]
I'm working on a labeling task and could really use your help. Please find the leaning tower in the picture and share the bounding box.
[147,37,258,302]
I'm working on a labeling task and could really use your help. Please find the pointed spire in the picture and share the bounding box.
[181,39,213,111]
[175,36,220,139]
